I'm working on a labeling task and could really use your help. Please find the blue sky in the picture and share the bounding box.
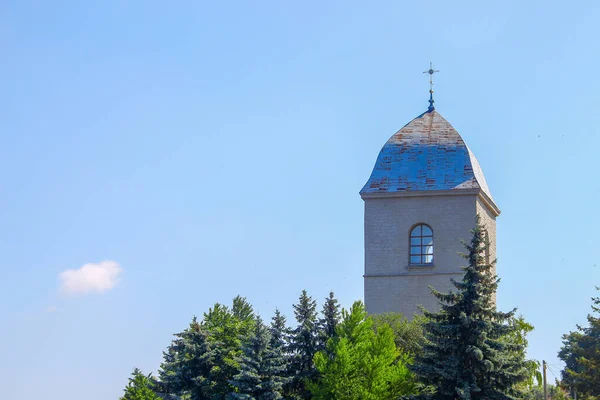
[2,0,599,398]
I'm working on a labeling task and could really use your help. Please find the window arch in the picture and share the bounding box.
[410,224,434,265]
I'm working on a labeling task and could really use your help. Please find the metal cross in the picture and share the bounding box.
[423,62,439,94]
[423,62,439,111]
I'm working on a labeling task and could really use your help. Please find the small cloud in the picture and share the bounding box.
[59,260,123,295]
[46,305,57,313]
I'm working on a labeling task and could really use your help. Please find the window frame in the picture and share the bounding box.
[408,223,434,266]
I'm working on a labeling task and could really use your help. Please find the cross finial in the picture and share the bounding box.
[423,62,439,111]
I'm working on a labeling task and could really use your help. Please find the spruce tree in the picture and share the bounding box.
[318,292,340,350]
[411,216,528,400]
[228,317,287,400]
[270,308,292,391]
[269,309,289,352]
[287,290,320,399]
[157,317,216,399]
[121,368,161,400]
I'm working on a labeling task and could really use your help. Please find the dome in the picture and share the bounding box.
[360,109,495,204]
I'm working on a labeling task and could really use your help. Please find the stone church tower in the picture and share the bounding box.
[360,98,500,317]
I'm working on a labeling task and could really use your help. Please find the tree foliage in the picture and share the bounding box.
[522,384,570,400]
[155,292,343,400]
[309,301,418,399]
[558,287,600,398]
[371,312,424,357]
[157,316,217,399]
[503,315,542,392]
[132,270,539,400]
[410,216,529,399]
[228,317,288,400]
[158,297,255,399]
[121,368,161,400]
[286,290,320,399]
[269,308,288,352]
[318,292,340,351]
[202,297,256,397]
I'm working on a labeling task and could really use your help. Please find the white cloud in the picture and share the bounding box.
[59,260,123,295]
[46,305,57,313]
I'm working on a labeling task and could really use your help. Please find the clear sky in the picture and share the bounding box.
[2,1,599,398]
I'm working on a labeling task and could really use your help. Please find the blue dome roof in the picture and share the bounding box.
[361,110,494,202]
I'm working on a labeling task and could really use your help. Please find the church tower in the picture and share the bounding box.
[360,77,500,317]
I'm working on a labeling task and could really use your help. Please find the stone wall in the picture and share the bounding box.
[363,193,488,317]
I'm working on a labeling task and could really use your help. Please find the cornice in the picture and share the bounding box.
[364,271,463,278]
[360,188,479,200]
[360,188,501,217]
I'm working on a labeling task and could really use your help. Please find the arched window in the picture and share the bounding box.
[410,224,434,265]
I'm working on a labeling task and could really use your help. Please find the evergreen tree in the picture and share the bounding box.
[318,292,340,351]
[269,309,289,352]
[557,331,591,399]
[309,301,417,399]
[270,308,292,392]
[202,298,256,399]
[157,317,216,399]
[228,317,288,400]
[232,295,256,337]
[558,287,600,398]
[121,368,161,400]
[157,297,255,400]
[411,216,528,400]
[287,290,320,399]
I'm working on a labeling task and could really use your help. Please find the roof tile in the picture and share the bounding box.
[360,110,493,200]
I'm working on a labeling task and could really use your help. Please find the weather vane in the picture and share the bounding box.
[423,62,439,111]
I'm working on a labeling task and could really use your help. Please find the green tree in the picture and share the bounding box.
[121,368,161,400]
[233,296,255,323]
[371,312,424,357]
[318,292,340,350]
[287,290,320,399]
[228,317,288,400]
[558,287,600,398]
[202,297,256,398]
[558,330,583,388]
[157,297,255,399]
[309,301,417,399]
[549,384,571,400]
[522,384,570,400]
[269,309,289,353]
[411,216,529,400]
[505,316,542,392]
[157,317,216,399]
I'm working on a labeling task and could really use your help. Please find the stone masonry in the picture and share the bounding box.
[363,192,497,316]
